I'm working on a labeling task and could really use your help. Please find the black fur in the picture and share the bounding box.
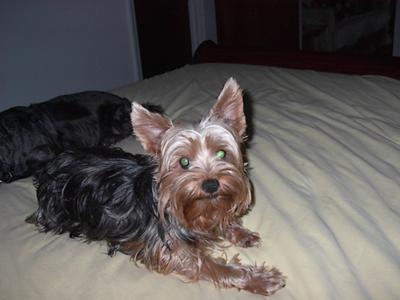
[0,91,162,183]
[29,147,160,255]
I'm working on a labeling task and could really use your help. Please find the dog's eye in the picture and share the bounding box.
[216,150,226,159]
[179,157,190,169]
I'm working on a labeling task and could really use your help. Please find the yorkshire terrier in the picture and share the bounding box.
[28,78,286,296]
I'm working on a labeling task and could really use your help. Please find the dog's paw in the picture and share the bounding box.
[237,230,261,248]
[243,265,286,296]
[225,225,262,248]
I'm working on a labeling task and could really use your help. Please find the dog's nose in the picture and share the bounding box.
[201,179,219,194]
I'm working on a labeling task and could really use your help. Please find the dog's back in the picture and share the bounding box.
[33,91,133,148]
[30,147,157,255]
[0,91,135,182]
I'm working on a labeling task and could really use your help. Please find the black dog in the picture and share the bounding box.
[0,91,161,183]
[27,147,157,255]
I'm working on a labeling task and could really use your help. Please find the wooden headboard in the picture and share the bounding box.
[214,0,299,50]
[193,41,400,79]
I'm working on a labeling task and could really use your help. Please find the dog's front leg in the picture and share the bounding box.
[169,248,285,296]
[224,221,261,248]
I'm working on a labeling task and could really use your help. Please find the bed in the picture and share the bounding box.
[1,44,399,300]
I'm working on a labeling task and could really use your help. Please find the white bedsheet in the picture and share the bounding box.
[1,63,399,300]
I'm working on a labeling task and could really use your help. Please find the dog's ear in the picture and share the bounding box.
[131,102,172,156]
[209,78,246,137]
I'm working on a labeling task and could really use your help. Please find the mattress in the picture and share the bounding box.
[1,63,399,299]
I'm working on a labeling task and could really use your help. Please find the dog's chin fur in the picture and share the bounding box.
[0,91,163,183]
[29,78,286,296]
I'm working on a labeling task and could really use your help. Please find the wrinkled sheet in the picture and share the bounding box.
[1,63,399,300]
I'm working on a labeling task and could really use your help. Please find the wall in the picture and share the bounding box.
[188,0,218,54]
[394,0,400,57]
[0,0,141,111]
